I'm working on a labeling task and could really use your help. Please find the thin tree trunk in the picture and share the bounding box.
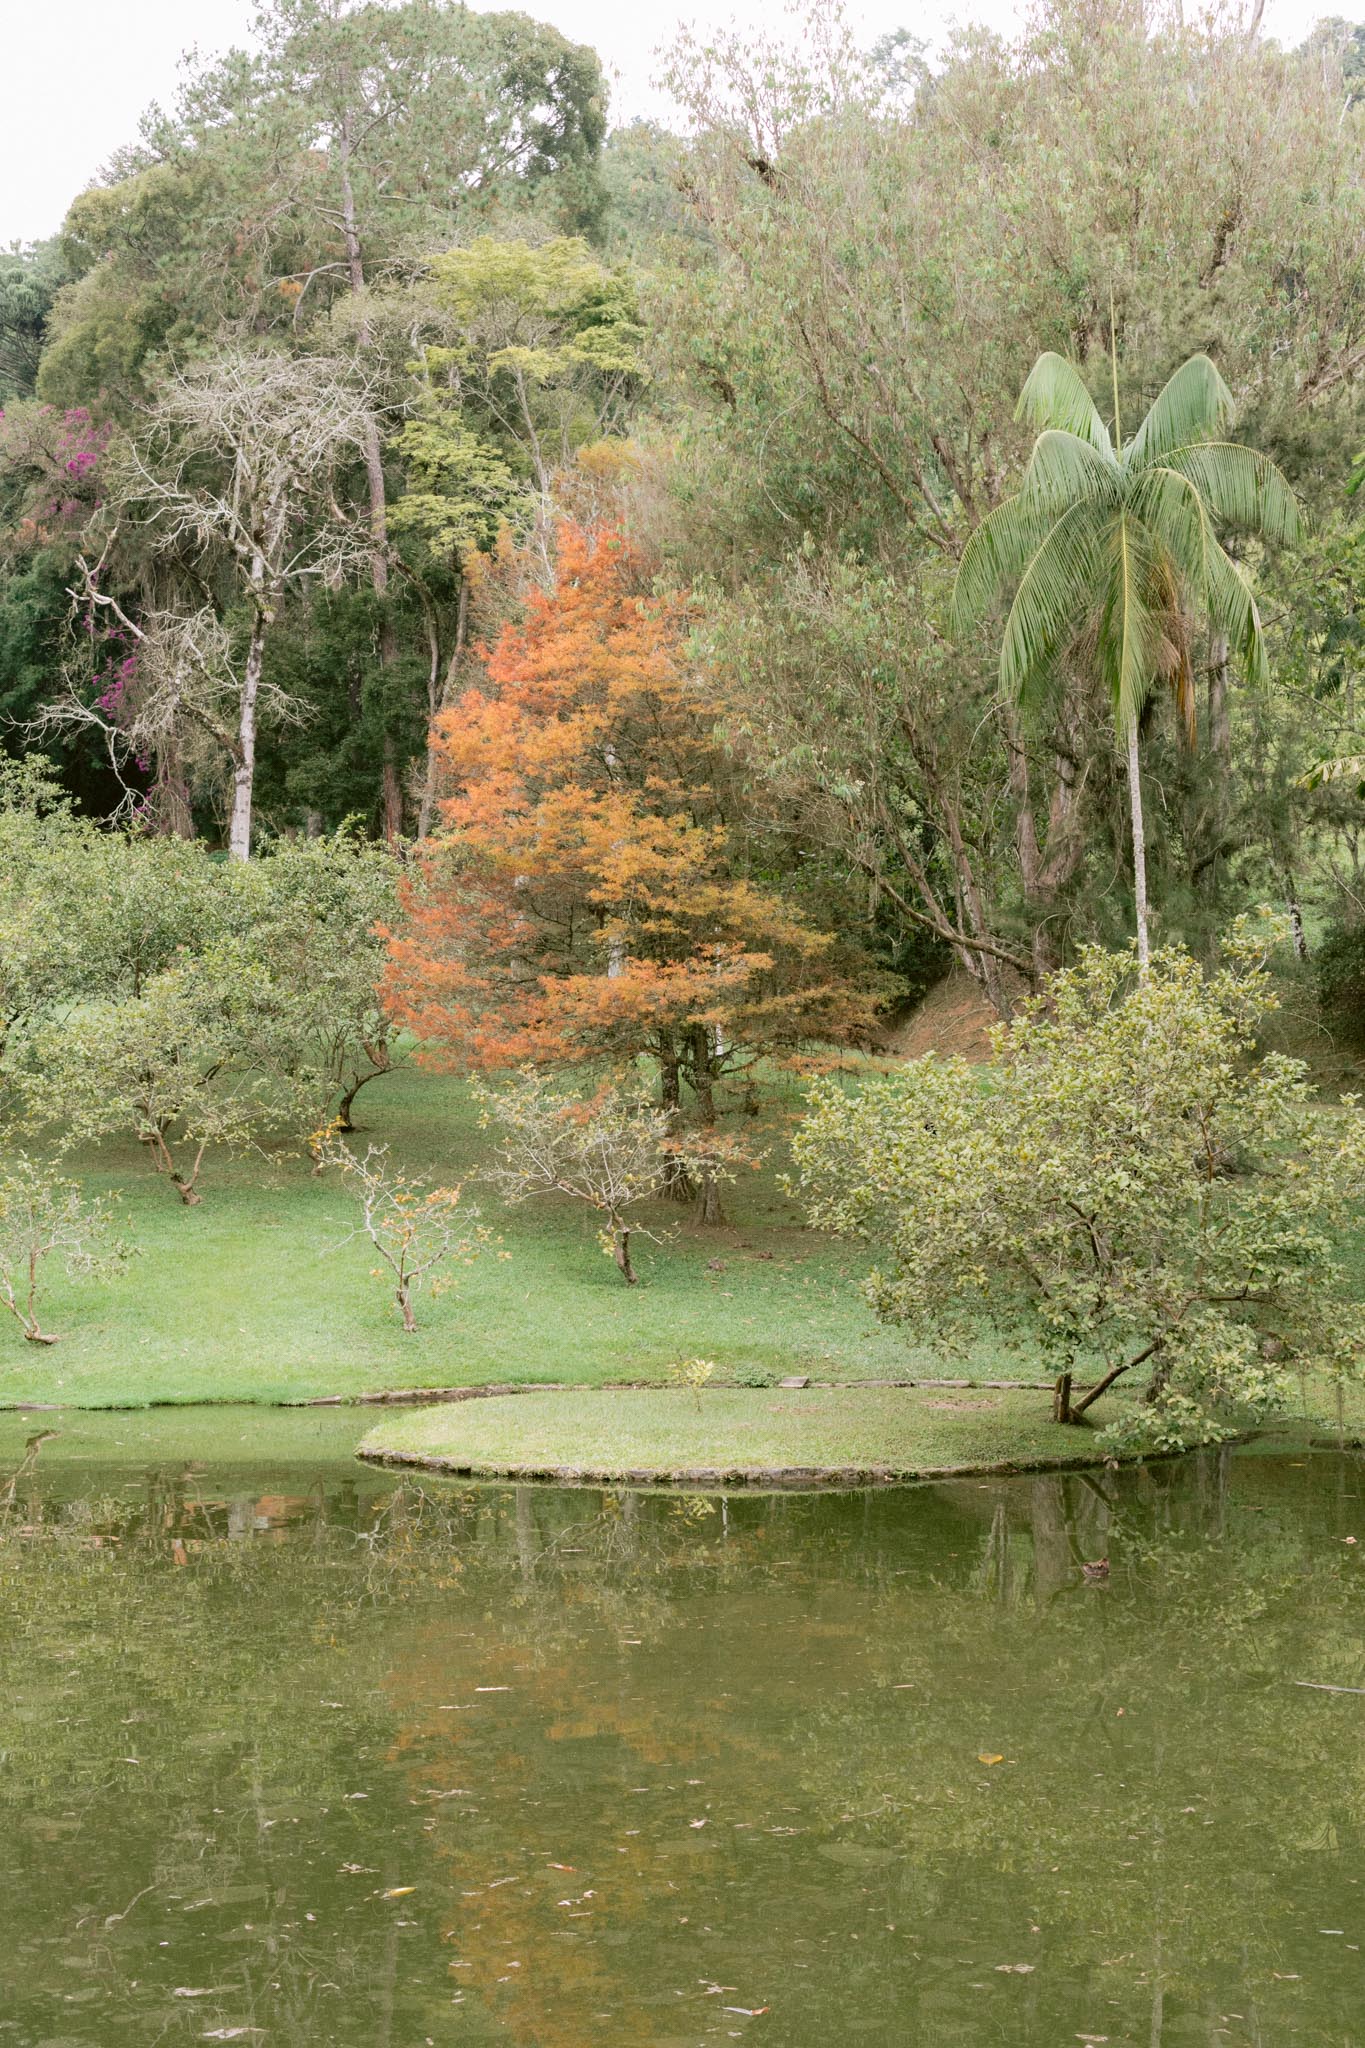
[416,578,466,840]
[658,1037,695,1204]
[612,1221,637,1285]
[687,1027,725,1226]
[228,586,268,862]
[1281,872,1309,959]
[1127,714,1151,971]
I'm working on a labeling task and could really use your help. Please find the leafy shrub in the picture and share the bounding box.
[792,937,1365,1450]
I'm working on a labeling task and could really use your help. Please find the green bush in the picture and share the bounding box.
[792,936,1365,1450]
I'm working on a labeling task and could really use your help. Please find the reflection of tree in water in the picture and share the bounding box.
[2,1443,1364,2045]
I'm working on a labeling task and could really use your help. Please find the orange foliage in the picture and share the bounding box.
[384,525,883,1108]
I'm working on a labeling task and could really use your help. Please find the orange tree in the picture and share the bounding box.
[384,524,884,1214]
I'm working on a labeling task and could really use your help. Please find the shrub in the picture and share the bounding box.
[791,938,1365,1449]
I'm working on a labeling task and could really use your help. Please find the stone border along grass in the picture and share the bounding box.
[351,1382,1191,1491]
[356,1443,1174,1491]
[282,1374,1060,1408]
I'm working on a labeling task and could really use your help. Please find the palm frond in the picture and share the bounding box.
[998,500,1105,713]
[1125,354,1234,471]
[1129,464,1268,688]
[1162,442,1303,545]
[1015,353,1111,454]
[1020,429,1119,511]
[1096,513,1167,734]
[951,491,1058,634]
[1298,753,1365,792]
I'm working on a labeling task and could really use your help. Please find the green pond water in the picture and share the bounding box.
[0,1409,1363,2046]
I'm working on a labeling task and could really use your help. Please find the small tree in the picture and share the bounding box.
[476,1072,715,1285]
[220,834,410,1138]
[792,937,1365,1448]
[312,1124,491,1332]
[0,1157,124,1345]
[27,967,273,1204]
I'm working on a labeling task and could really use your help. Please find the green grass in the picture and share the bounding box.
[7,1065,1009,1408]
[11,1062,1365,1474]
[357,1384,1129,1482]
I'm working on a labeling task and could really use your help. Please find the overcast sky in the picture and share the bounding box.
[0,0,1346,246]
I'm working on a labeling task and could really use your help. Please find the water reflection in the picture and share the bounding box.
[0,1423,1362,2045]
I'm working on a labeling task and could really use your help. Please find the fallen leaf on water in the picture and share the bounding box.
[995,1963,1035,1973]
[722,2008,769,2016]
[977,1754,1004,1766]
[382,1886,416,1899]
[689,1819,708,1829]
[475,1686,512,1693]
[549,1863,576,1871]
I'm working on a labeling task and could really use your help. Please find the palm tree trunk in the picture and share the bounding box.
[1127,714,1150,971]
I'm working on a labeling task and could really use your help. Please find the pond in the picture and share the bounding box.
[0,1408,1362,2046]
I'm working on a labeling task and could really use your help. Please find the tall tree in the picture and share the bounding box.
[384,524,884,1213]
[952,347,1300,965]
[91,347,377,858]
[177,0,609,835]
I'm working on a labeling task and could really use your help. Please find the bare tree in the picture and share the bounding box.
[113,346,378,858]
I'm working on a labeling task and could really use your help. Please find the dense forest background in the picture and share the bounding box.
[5,0,1365,1034]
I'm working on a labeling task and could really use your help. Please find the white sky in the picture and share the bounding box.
[0,0,1347,246]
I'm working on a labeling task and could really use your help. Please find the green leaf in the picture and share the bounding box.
[1015,353,1110,453]
[1020,429,1120,511]
[1162,442,1303,545]
[1125,354,1234,470]
[997,500,1104,712]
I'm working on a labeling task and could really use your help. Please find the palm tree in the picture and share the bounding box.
[952,343,1301,967]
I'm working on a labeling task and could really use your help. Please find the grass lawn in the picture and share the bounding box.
[9,1061,1363,1476]
[357,1383,1137,1483]
[6,1064,1026,1409]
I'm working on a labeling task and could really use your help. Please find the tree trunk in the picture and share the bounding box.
[1281,872,1309,959]
[397,1282,416,1331]
[1052,1371,1074,1424]
[1127,714,1151,971]
[658,1038,695,1204]
[228,588,268,863]
[380,735,404,843]
[687,1028,725,1226]
[612,1222,637,1286]
[416,579,467,841]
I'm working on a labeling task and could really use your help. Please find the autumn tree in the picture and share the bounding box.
[384,525,884,1214]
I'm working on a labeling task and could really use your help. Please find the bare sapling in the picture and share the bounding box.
[0,1157,126,1345]
[312,1123,493,1331]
